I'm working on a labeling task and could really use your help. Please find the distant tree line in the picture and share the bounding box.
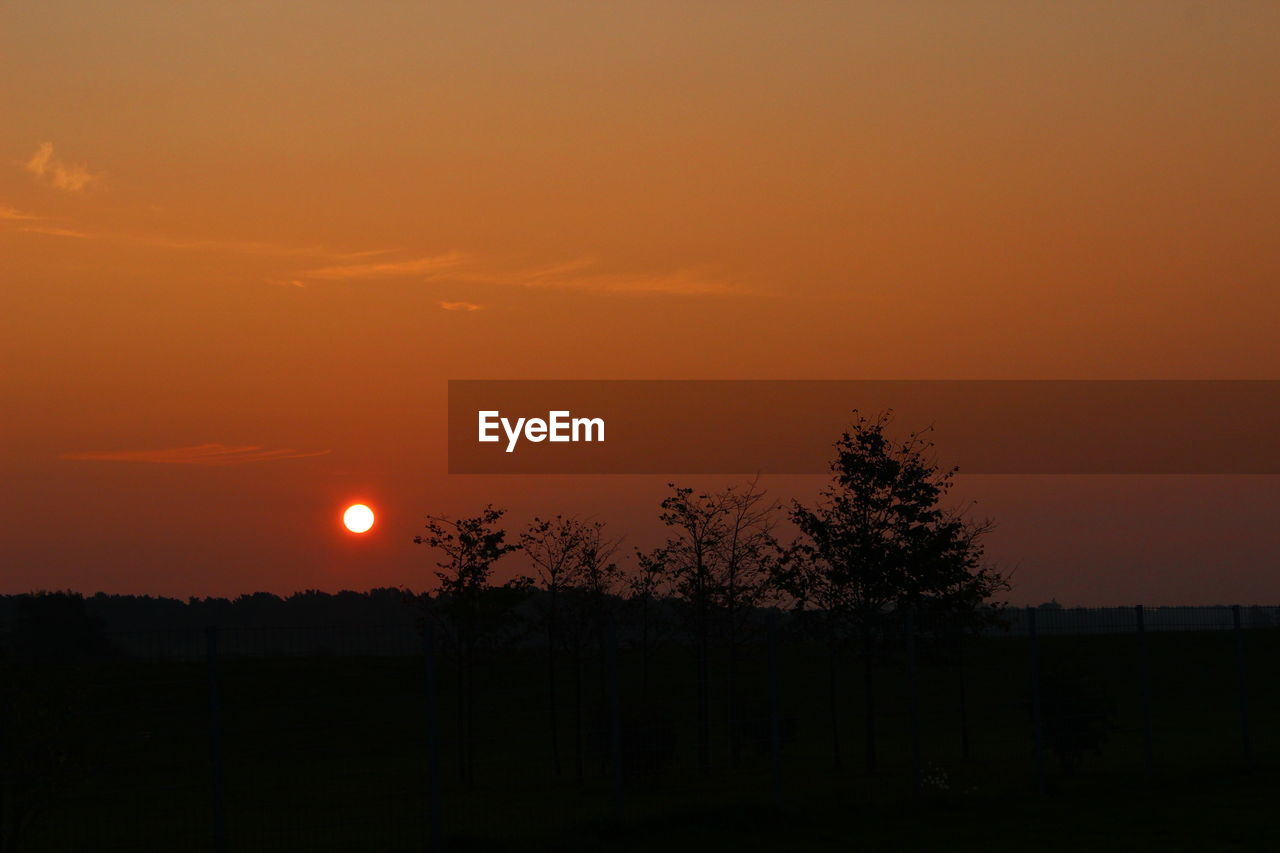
[0,588,419,640]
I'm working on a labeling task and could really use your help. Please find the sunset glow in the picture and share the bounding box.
[4,2,1280,604]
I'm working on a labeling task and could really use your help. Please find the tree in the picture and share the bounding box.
[520,515,590,776]
[712,479,781,763]
[560,519,622,785]
[645,485,727,776]
[414,505,525,784]
[642,481,781,774]
[628,548,668,707]
[781,412,1008,772]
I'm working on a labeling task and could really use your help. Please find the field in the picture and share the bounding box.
[4,625,1278,852]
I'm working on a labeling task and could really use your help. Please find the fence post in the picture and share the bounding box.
[205,626,227,853]
[906,608,922,795]
[1027,607,1045,795]
[768,612,782,806]
[423,623,444,850]
[1135,605,1153,777]
[1232,605,1252,765]
[606,617,624,817]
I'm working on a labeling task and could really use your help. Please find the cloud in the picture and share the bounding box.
[18,224,92,239]
[0,205,37,221]
[23,143,53,176]
[439,300,484,311]
[24,142,100,192]
[8,217,390,262]
[6,192,733,297]
[297,252,469,281]
[423,255,737,295]
[60,443,331,465]
[290,249,734,295]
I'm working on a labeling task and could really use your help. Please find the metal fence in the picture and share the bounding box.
[2,605,1276,851]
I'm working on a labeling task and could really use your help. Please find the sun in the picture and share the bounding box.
[343,503,375,534]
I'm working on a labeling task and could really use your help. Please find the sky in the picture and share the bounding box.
[3,1,1279,604]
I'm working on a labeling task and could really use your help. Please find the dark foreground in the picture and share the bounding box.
[3,624,1277,851]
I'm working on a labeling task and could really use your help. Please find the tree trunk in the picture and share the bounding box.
[958,638,971,762]
[729,614,740,765]
[464,636,477,784]
[829,641,842,769]
[696,597,711,777]
[573,637,584,787]
[640,598,651,708]
[598,611,611,776]
[455,640,468,784]
[863,634,877,774]
[547,590,561,775]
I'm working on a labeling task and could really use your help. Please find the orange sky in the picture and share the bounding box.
[3,2,1279,603]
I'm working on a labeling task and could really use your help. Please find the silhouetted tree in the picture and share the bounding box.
[642,482,779,774]
[628,548,669,707]
[8,591,107,663]
[414,505,525,784]
[560,520,622,786]
[644,485,727,776]
[713,479,781,764]
[780,413,1008,773]
[520,515,591,776]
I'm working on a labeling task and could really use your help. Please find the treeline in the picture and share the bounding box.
[0,588,419,634]
[412,413,1011,778]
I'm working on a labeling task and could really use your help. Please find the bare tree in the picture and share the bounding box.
[629,548,669,707]
[520,515,589,776]
[560,519,622,786]
[414,505,524,784]
[642,482,781,774]
[713,478,781,763]
[646,484,728,777]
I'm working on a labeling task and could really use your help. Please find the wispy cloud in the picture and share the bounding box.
[9,217,389,262]
[294,251,736,295]
[18,224,92,239]
[0,204,38,221]
[61,443,331,465]
[297,252,469,281]
[24,142,100,192]
[440,300,484,312]
[5,190,733,297]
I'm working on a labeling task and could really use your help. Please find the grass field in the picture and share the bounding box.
[5,626,1278,851]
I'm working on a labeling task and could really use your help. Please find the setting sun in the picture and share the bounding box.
[342,504,375,534]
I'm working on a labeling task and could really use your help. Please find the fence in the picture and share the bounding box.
[1,605,1276,851]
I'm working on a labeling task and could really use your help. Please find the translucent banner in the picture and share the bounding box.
[447,380,1280,474]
